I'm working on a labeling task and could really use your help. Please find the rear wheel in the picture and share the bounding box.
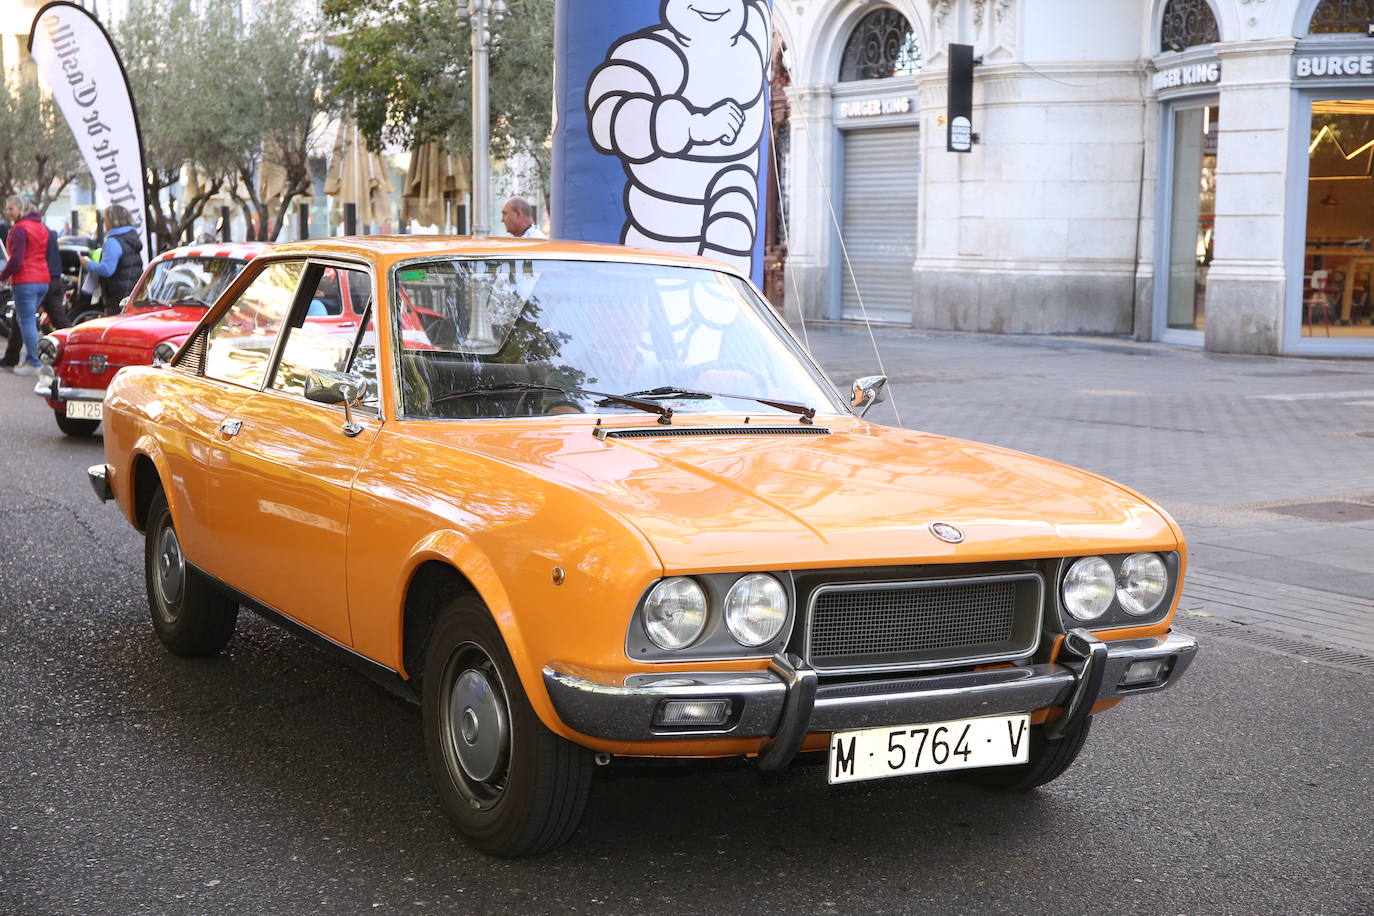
[144,488,238,656]
[422,595,594,857]
[54,411,99,437]
[964,716,1092,791]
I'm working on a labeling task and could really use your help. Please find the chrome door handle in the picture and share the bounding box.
[217,419,243,437]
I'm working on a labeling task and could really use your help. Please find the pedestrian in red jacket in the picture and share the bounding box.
[0,196,52,374]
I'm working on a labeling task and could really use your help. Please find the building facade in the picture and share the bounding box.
[774,0,1374,357]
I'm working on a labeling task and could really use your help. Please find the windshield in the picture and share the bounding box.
[390,258,844,420]
[131,256,249,309]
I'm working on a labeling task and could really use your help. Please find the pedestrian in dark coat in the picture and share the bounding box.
[80,205,144,314]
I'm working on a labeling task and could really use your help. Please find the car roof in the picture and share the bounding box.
[149,242,271,267]
[261,235,745,276]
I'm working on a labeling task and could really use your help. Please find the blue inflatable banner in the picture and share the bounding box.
[551,0,772,286]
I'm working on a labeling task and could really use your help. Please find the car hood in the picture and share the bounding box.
[412,417,1181,572]
[65,306,205,348]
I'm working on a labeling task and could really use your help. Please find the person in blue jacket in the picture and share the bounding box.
[80,205,144,314]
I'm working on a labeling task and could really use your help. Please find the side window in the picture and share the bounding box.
[346,272,380,410]
[306,270,344,316]
[204,260,304,389]
[271,266,378,407]
[345,269,373,316]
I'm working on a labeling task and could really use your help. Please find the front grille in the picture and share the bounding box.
[806,574,1043,673]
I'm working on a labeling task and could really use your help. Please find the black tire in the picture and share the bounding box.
[70,309,102,326]
[144,488,238,656]
[54,411,99,437]
[964,716,1092,791]
[422,595,594,857]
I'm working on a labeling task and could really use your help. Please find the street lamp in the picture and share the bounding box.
[457,0,506,236]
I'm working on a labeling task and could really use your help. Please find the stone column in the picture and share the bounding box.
[1203,38,1297,354]
[781,83,835,323]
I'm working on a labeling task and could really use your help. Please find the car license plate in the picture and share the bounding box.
[65,400,102,420]
[828,713,1030,784]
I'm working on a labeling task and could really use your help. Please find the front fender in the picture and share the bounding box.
[394,530,521,678]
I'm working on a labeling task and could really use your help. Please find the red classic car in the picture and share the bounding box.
[35,243,270,435]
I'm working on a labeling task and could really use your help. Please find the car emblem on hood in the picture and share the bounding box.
[929,522,964,543]
[89,354,108,374]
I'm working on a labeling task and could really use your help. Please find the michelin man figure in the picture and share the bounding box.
[586,0,770,277]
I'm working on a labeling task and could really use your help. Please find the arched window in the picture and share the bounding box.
[1159,0,1220,52]
[1308,0,1374,34]
[838,7,920,82]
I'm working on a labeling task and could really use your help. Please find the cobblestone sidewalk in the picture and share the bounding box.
[803,323,1374,656]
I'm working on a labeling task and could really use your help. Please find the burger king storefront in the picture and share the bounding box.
[1287,41,1374,355]
[1148,1,1374,357]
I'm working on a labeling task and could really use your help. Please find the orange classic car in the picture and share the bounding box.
[92,237,1197,856]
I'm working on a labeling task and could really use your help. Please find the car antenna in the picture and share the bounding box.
[779,84,902,428]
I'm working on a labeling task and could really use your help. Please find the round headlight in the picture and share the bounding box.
[723,573,788,647]
[642,577,708,650]
[1117,553,1168,616]
[1063,556,1114,621]
[37,335,60,366]
[152,341,177,367]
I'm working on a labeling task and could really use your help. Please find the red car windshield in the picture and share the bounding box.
[131,257,249,309]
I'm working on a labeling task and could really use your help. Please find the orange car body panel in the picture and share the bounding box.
[101,237,1187,757]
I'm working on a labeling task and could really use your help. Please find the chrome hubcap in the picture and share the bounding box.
[156,525,185,610]
[449,666,509,784]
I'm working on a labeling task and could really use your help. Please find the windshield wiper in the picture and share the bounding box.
[433,381,673,424]
[621,386,816,424]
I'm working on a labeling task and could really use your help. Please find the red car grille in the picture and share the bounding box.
[55,343,151,390]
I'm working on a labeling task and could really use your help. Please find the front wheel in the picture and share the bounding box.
[54,410,99,437]
[144,488,238,656]
[422,595,594,857]
[963,716,1092,791]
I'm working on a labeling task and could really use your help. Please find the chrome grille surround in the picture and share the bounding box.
[804,572,1044,675]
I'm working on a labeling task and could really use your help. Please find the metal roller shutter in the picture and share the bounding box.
[839,127,919,324]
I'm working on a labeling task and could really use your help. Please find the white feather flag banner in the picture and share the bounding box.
[29,1,151,253]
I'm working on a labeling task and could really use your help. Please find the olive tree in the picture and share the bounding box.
[0,68,85,215]
[222,2,336,241]
[324,0,554,199]
[115,0,244,246]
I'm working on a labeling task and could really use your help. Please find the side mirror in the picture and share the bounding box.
[305,368,369,437]
[851,375,887,417]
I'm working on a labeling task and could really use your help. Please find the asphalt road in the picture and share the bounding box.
[2,355,1372,915]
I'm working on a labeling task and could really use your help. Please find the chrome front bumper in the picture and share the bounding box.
[87,464,113,502]
[34,370,104,402]
[543,629,1198,769]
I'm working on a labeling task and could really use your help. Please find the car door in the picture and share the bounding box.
[167,258,306,575]
[205,262,382,646]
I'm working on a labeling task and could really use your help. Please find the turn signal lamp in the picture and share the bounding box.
[1119,658,1170,689]
[654,699,732,727]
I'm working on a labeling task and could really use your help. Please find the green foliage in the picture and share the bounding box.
[224,0,337,240]
[0,68,84,214]
[114,0,337,246]
[325,0,554,191]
